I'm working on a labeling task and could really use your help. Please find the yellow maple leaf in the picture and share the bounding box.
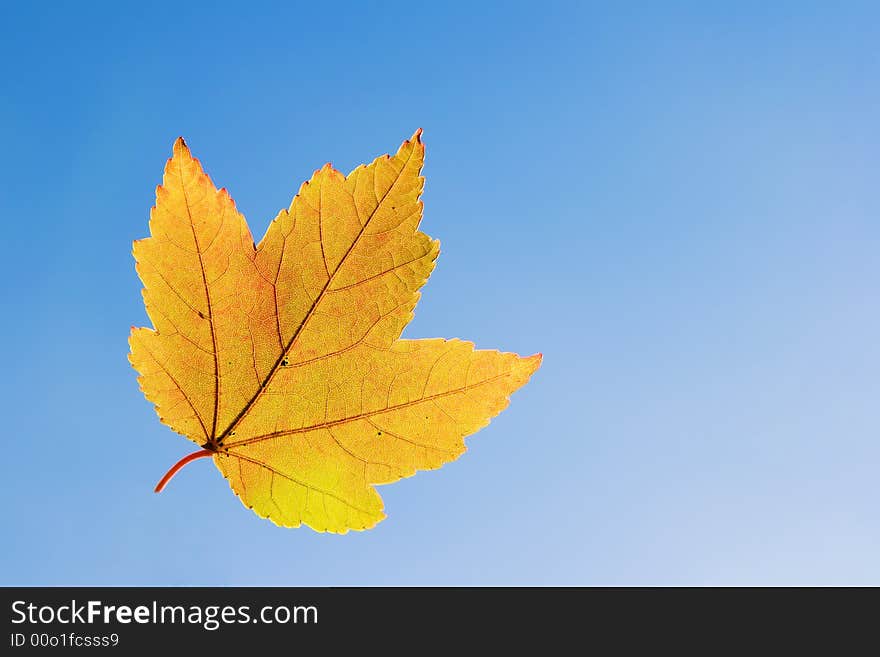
[130,131,541,533]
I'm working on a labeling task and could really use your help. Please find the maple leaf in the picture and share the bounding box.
[129,131,541,533]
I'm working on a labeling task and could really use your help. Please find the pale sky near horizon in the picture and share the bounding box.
[1,1,877,584]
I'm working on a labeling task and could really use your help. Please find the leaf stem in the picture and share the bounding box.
[154,448,214,493]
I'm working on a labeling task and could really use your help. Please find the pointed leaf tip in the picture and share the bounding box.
[173,137,190,156]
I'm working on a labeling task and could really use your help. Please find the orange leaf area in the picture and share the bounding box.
[130,132,541,532]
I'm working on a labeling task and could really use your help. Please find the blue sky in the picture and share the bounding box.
[1,1,877,585]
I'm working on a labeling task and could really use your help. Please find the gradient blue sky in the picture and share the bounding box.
[1,1,877,585]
